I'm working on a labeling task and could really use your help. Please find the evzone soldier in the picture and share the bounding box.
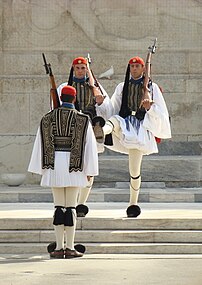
[103,56,171,218]
[57,56,113,217]
[28,85,98,258]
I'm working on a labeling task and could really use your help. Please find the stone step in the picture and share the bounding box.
[0,243,202,255]
[0,185,202,203]
[0,229,202,243]
[0,202,201,255]
[0,217,201,230]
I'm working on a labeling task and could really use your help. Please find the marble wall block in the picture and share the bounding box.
[0,135,34,173]
[0,0,201,180]
[94,155,202,184]
[0,92,30,134]
[141,156,201,182]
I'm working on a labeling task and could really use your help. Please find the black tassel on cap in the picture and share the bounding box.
[119,64,131,118]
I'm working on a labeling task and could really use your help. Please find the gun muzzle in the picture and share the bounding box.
[42,53,49,74]
[87,53,92,64]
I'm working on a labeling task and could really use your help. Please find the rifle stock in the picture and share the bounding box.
[42,53,60,109]
[143,38,157,92]
[140,38,157,107]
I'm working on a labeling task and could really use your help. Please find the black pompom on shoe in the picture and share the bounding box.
[47,242,56,253]
[126,205,141,218]
[76,204,89,217]
[74,244,86,254]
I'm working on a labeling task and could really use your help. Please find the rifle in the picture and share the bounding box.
[139,38,157,108]
[142,38,157,104]
[87,53,104,96]
[42,53,60,109]
[144,38,157,89]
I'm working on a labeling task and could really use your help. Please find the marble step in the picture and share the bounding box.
[0,243,202,255]
[0,217,202,230]
[0,185,202,203]
[0,229,202,243]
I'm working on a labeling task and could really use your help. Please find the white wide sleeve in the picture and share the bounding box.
[110,82,124,115]
[28,127,44,175]
[83,122,99,176]
[57,82,68,105]
[95,82,114,120]
[143,83,171,139]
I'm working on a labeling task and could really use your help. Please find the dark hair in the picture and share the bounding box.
[61,94,75,103]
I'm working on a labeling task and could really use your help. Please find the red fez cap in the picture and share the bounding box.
[72,57,87,65]
[129,56,145,66]
[61,85,76,97]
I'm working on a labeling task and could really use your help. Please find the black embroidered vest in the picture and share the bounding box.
[72,81,96,119]
[119,80,146,120]
[40,108,89,172]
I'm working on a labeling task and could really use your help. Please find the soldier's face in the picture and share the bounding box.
[73,64,87,79]
[130,63,144,79]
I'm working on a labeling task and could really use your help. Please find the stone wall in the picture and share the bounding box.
[0,0,202,182]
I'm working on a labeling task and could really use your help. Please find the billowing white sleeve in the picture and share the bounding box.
[110,82,124,115]
[143,83,171,139]
[83,122,99,176]
[95,83,114,120]
[57,82,68,105]
[28,127,44,175]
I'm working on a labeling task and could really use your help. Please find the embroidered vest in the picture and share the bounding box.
[72,81,96,119]
[127,81,144,112]
[119,80,146,120]
[40,108,89,172]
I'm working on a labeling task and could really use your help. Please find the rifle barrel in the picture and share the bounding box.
[42,53,49,74]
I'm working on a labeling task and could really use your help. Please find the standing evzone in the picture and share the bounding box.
[57,56,113,217]
[28,86,98,258]
[103,56,171,218]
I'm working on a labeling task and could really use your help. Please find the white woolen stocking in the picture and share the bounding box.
[52,187,66,250]
[129,176,141,205]
[128,149,143,205]
[103,116,120,135]
[54,225,65,250]
[64,187,79,250]
[77,177,94,204]
[65,209,77,250]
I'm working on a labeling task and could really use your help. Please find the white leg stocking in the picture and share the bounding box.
[64,187,79,250]
[103,116,120,135]
[128,149,143,205]
[51,187,65,250]
[54,225,65,250]
[77,177,94,205]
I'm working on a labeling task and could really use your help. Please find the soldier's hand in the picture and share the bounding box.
[93,87,104,105]
[141,99,153,111]
[95,95,104,105]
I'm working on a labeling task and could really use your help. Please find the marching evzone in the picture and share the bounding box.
[103,56,171,218]
[57,56,113,217]
[28,86,98,258]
